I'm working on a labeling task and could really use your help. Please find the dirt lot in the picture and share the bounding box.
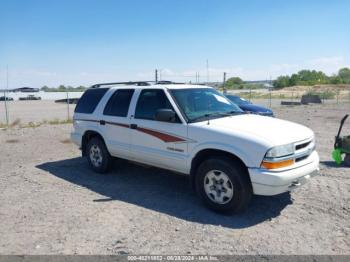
[0,103,349,255]
[0,100,75,125]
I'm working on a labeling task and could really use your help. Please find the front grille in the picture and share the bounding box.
[293,138,314,163]
[296,155,309,162]
[295,141,311,151]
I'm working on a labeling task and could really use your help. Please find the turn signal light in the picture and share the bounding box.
[261,159,294,169]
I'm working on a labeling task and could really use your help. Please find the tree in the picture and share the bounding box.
[338,67,350,84]
[272,68,349,89]
[329,75,343,84]
[289,73,299,86]
[226,77,244,89]
[41,85,49,91]
[273,75,290,88]
[76,85,87,91]
[295,70,328,85]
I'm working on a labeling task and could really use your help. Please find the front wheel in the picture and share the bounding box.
[86,137,112,173]
[195,157,252,213]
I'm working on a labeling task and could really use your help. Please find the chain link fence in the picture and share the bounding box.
[225,86,350,110]
[1,86,349,128]
[0,91,81,128]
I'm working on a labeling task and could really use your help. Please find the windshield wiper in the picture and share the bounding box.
[189,111,243,123]
[219,111,244,116]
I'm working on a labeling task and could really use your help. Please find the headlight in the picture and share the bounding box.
[265,143,294,158]
[262,143,295,169]
[309,137,316,150]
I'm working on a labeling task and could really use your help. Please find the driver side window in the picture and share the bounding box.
[135,89,180,123]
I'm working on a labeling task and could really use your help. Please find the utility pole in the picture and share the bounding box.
[155,69,158,84]
[4,65,9,126]
[66,91,70,121]
[269,75,272,108]
[223,72,227,94]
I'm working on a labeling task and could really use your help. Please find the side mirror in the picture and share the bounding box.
[155,109,176,122]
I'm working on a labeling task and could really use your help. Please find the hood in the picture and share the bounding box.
[239,104,273,114]
[195,114,314,146]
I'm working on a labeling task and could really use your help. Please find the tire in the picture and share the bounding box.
[195,157,252,213]
[344,154,350,167]
[86,137,112,173]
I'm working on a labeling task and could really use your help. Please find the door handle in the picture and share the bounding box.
[130,124,137,129]
[100,120,106,125]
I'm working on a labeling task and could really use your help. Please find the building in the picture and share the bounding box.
[12,87,40,92]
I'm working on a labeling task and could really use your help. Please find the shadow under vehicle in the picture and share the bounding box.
[37,157,292,229]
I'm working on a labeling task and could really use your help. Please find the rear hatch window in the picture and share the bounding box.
[75,88,109,114]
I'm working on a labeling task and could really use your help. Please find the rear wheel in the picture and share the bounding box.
[195,157,252,213]
[86,137,112,173]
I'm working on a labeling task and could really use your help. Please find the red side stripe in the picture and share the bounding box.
[106,121,130,128]
[136,127,186,143]
[75,118,186,143]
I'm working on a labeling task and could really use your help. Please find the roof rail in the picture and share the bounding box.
[90,81,152,88]
[90,80,185,88]
[156,80,184,84]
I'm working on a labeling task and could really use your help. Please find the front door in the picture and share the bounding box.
[130,89,189,173]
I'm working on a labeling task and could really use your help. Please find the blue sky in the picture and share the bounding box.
[0,0,349,88]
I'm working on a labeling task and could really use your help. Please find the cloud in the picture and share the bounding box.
[1,56,348,88]
[140,57,348,82]
[306,56,348,75]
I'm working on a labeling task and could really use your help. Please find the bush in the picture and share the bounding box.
[272,68,350,88]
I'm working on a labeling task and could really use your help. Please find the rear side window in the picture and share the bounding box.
[103,89,135,117]
[75,88,109,114]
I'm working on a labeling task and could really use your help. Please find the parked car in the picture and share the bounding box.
[19,95,41,100]
[71,84,319,213]
[0,96,14,101]
[225,95,274,116]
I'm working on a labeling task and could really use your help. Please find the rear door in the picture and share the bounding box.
[101,89,134,159]
[130,88,189,173]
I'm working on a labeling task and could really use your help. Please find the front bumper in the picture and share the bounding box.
[248,151,319,196]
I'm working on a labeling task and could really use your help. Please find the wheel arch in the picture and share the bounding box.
[189,148,250,190]
[81,130,106,156]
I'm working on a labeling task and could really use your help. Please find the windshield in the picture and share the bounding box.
[226,95,250,105]
[170,88,243,123]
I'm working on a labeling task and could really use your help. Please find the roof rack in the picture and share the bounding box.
[90,80,184,88]
[90,81,152,88]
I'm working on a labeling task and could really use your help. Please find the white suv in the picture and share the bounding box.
[71,83,319,213]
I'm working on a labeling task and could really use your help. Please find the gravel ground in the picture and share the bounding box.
[0,103,349,255]
[0,100,75,125]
